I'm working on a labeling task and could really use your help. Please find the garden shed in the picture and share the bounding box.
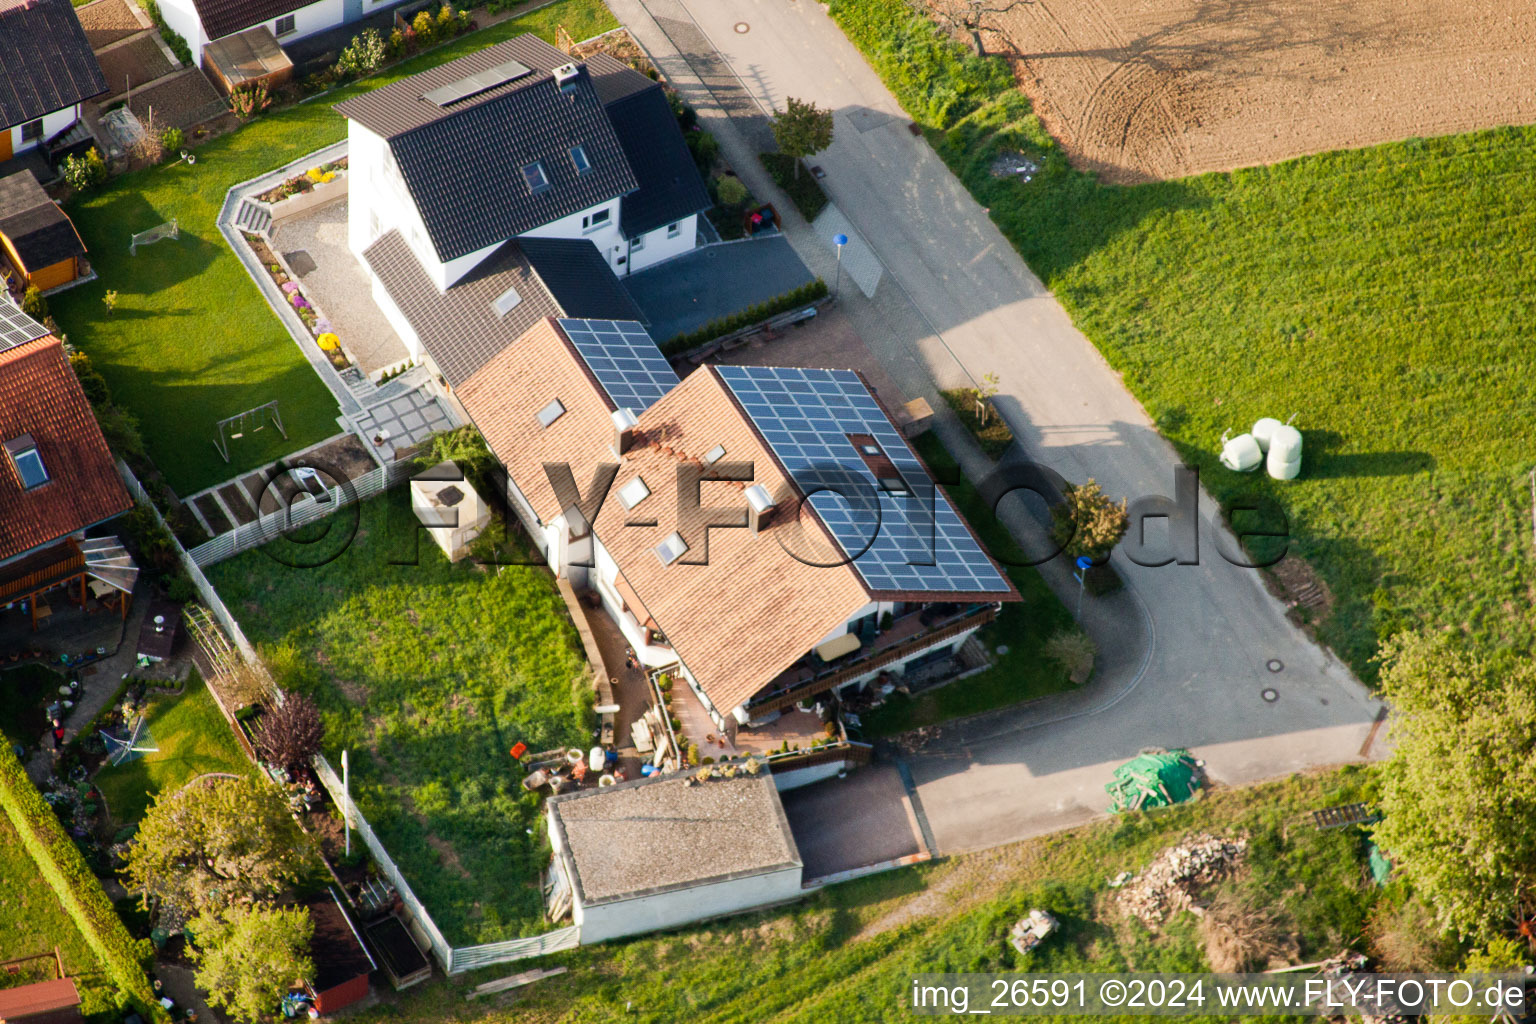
[546,769,804,943]
[303,889,376,1014]
[0,171,86,293]
[202,27,293,97]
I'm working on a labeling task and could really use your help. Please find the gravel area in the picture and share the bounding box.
[76,0,145,48]
[96,34,175,98]
[127,68,226,131]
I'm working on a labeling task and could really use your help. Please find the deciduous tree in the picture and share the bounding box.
[126,775,315,915]
[921,0,1032,56]
[190,904,314,1024]
[1049,479,1128,560]
[1373,631,1536,939]
[252,693,324,776]
[771,98,833,179]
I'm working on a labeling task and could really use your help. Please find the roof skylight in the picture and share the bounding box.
[653,531,688,565]
[536,399,565,428]
[522,160,550,194]
[491,284,522,317]
[618,476,651,510]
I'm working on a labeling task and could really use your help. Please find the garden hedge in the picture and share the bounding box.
[0,745,162,1022]
[662,279,828,355]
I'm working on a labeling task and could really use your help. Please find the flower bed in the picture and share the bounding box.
[242,232,351,370]
[257,158,348,204]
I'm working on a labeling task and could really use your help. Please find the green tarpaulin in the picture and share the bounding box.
[1106,750,1202,813]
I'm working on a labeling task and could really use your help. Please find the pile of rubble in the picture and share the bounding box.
[1118,834,1247,926]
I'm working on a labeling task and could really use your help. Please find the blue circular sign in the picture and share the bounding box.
[833,233,848,246]
[1075,555,1094,570]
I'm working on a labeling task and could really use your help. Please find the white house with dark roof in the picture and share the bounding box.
[334,35,710,286]
[155,0,345,58]
[0,0,106,164]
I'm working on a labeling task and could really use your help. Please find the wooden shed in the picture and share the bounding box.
[0,171,86,293]
[202,27,293,97]
[304,889,377,1015]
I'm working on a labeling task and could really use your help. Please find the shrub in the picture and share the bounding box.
[411,9,436,46]
[161,126,184,153]
[336,28,386,78]
[20,286,47,320]
[137,0,192,66]
[69,351,111,405]
[62,147,108,191]
[387,27,406,58]
[685,129,719,175]
[1043,628,1096,684]
[102,289,119,314]
[759,151,829,220]
[685,743,699,765]
[229,83,271,120]
[661,278,829,353]
[715,173,748,207]
[1050,479,1128,561]
[435,2,458,35]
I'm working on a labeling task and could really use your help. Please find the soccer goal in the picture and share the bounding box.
[213,399,287,462]
[129,217,179,256]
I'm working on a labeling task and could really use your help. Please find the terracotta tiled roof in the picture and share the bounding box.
[0,335,131,563]
[591,366,871,715]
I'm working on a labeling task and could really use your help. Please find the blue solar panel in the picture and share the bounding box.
[557,318,679,412]
[716,365,1010,594]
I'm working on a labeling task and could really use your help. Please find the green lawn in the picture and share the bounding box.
[348,766,1391,1023]
[0,814,124,1016]
[860,432,1075,737]
[206,492,592,945]
[50,0,619,496]
[828,0,1536,681]
[92,671,252,824]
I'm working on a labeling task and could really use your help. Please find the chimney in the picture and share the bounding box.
[744,483,775,536]
[611,408,638,457]
[554,62,581,94]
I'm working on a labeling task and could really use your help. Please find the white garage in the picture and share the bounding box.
[547,770,804,944]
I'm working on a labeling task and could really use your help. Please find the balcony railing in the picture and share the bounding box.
[747,603,997,716]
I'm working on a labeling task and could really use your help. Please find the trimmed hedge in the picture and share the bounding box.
[758,152,829,221]
[0,746,162,1023]
[137,0,193,68]
[661,279,828,354]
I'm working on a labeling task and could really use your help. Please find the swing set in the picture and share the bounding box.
[213,400,287,462]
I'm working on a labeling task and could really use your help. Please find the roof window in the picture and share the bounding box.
[570,145,591,175]
[522,160,551,194]
[653,531,688,565]
[536,399,565,428]
[703,444,726,464]
[490,284,522,317]
[4,435,47,489]
[618,476,651,510]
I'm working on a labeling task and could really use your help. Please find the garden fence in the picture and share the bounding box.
[186,459,415,567]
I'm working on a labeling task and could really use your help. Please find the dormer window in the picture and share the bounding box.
[5,435,47,489]
[618,475,651,510]
[569,145,591,175]
[522,161,550,194]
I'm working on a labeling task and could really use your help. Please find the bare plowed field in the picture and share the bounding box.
[990,0,1536,182]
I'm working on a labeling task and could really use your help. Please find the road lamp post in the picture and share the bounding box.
[832,233,848,302]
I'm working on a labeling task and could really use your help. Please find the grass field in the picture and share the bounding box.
[206,493,592,945]
[828,0,1536,681]
[343,766,1393,1023]
[0,815,122,1015]
[92,671,252,824]
[50,0,619,496]
[860,432,1075,737]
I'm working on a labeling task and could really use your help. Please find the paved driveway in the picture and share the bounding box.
[610,0,1386,857]
[780,766,926,880]
[623,235,814,343]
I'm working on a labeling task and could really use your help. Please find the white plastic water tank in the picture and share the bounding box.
[1266,425,1302,480]
[1220,433,1263,472]
[1251,417,1283,453]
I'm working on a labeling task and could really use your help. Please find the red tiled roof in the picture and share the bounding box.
[0,977,81,1019]
[0,335,131,563]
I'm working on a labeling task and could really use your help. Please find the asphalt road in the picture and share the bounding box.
[609,0,1387,856]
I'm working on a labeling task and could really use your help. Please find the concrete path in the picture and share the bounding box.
[609,0,1387,856]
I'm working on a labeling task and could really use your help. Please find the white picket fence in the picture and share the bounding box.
[187,460,415,567]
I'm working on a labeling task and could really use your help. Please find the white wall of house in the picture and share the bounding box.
[624,214,697,274]
[7,106,80,156]
[520,198,626,273]
[591,537,675,667]
[155,0,208,55]
[570,863,805,944]
[368,275,424,363]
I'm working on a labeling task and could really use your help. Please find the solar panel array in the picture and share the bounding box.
[716,365,1011,594]
[423,58,532,107]
[0,298,48,351]
[558,318,679,413]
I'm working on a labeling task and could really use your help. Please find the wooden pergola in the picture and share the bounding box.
[0,538,132,631]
